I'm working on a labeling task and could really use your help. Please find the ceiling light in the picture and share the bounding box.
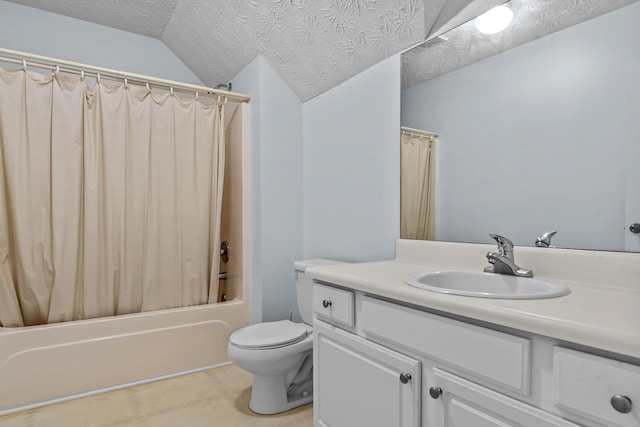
[475,5,513,34]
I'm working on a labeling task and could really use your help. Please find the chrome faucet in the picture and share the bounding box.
[484,233,533,277]
[535,230,557,248]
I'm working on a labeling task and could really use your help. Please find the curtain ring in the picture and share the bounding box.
[97,73,101,83]
[195,91,199,101]
[170,87,174,95]
[22,59,27,70]
[54,65,60,75]
[124,78,128,88]
[216,95,221,104]
[146,82,150,91]
[80,70,85,80]
[223,95,228,104]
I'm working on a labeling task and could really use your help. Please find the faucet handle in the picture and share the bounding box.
[489,233,514,255]
[535,230,557,247]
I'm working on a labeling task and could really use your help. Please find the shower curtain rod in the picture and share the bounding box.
[401,126,438,138]
[0,48,250,103]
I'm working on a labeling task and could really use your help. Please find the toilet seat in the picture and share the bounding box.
[229,320,312,350]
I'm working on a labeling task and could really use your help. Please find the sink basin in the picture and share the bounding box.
[403,270,570,299]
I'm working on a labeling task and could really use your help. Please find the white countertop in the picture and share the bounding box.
[307,258,640,360]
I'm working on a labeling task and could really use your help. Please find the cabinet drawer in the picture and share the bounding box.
[553,347,640,427]
[361,296,531,394]
[313,283,354,328]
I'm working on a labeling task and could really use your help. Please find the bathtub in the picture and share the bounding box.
[0,299,249,414]
[0,96,252,415]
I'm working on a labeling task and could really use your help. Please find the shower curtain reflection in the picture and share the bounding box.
[400,130,436,240]
[0,66,224,327]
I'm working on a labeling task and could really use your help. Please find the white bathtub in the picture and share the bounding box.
[0,299,249,414]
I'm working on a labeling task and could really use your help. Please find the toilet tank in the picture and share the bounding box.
[293,259,345,325]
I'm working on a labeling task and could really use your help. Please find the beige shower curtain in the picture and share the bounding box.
[0,66,224,327]
[400,132,436,240]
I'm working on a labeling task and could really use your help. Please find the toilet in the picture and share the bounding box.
[228,259,343,415]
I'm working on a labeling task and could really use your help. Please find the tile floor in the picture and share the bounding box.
[0,364,313,427]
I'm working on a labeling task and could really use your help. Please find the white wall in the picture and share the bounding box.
[303,55,401,262]
[402,3,640,251]
[230,58,263,324]
[232,57,304,323]
[0,1,201,84]
[236,54,403,322]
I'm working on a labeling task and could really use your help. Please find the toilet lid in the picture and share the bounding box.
[229,320,311,349]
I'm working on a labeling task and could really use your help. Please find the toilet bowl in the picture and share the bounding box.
[228,320,314,414]
[228,259,343,414]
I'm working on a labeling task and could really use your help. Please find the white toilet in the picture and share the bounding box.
[228,259,342,414]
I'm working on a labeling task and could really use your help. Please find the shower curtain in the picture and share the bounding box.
[400,132,436,240]
[0,66,224,327]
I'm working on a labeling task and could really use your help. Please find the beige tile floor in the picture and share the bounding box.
[0,364,313,427]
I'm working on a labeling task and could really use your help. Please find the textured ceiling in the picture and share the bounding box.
[6,0,428,101]
[163,0,428,101]
[402,0,640,88]
[7,0,635,99]
[7,0,179,38]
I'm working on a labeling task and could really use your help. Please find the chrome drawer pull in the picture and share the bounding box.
[399,373,412,384]
[429,387,443,399]
[611,395,632,414]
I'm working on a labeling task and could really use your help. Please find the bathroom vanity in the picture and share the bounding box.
[309,240,640,427]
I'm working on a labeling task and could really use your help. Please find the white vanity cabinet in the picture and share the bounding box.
[313,281,640,427]
[313,284,421,427]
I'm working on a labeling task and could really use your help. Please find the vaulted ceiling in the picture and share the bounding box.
[6,0,432,100]
[5,0,638,100]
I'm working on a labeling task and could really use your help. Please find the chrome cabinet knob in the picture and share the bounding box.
[630,223,640,234]
[399,373,412,384]
[322,300,332,308]
[611,395,632,414]
[429,387,443,399]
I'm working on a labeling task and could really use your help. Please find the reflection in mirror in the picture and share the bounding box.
[400,0,640,252]
[400,127,437,240]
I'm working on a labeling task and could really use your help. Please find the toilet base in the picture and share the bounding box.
[249,374,313,415]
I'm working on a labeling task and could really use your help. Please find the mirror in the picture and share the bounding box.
[401,0,640,252]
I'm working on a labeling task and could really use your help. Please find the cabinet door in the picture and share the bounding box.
[314,320,421,427]
[429,369,579,427]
